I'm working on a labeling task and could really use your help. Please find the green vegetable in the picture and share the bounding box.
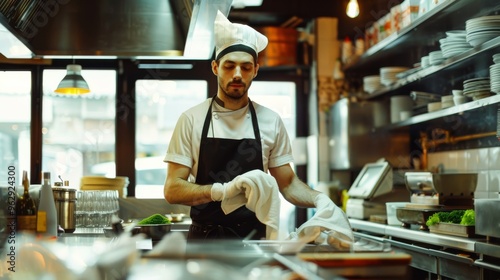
[445,210,466,224]
[137,214,171,225]
[426,209,471,227]
[460,209,475,226]
[426,213,441,227]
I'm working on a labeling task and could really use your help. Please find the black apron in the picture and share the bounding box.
[188,97,266,240]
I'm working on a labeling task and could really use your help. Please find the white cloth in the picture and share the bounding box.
[214,10,268,58]
[164,98,293,180]
[211,180,242,201]
[289,193,354,250]
[220,169,280,240]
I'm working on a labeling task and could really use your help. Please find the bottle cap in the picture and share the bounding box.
[42,172,51,180]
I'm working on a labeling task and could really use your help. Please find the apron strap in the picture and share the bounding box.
[201,97,262,143]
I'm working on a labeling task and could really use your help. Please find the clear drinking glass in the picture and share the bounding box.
[75,190,121,233]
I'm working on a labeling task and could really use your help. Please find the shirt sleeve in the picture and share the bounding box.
[268,116,294,168]
[164,112,194,168]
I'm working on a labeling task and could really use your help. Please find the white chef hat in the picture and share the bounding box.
[214,10,268,62]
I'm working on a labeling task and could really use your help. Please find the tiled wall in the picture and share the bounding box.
[428,147,500,198]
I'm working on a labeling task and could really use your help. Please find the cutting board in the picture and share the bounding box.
[298,252,412,278]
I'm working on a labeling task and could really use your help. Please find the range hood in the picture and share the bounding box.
[0,0,232,59]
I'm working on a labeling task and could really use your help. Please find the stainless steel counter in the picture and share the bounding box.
[54,233,342,280]
[349,219,478,251]
[349,219,500,279]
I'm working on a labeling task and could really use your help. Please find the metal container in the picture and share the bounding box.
[131,224,172,241]
[328,98,409,170]
[404,172,478,206]
[52,187,77,233]
[475,198,500,238]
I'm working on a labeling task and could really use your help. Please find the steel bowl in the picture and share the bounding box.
[131,224,172,241]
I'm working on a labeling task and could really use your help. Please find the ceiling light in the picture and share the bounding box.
[54,64,90,95]
[346,0,360,18]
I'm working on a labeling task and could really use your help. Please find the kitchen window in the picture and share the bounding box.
[42,69,117,188]
[0,71,31,184]
[135,80,208,198]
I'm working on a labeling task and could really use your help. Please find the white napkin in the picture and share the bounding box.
[289,193,354,250]
[221,169,280,240]
[145,231,187,258]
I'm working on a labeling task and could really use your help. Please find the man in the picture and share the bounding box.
[164,11,351,242]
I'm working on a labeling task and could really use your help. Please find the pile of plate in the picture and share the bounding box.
[466,15,500,47]
[429,51,444,65]
[380,67,409,86]
[363,75,382,93]
[81,176,130,198]
[439,30,472,58]
[463,77,492,100]
[421,56,430,68]
[490,53,500,94]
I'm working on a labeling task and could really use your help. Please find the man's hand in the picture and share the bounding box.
[210,178,242,201]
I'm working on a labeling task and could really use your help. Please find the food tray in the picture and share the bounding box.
[428,223,476,238]
[396,207,444,230]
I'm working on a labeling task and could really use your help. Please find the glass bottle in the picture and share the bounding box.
[16,170,37,233]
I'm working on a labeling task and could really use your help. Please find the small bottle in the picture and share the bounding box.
[16,170,37,233]
[37,172,58,238]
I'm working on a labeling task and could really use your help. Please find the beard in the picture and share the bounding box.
[220,80,250,100]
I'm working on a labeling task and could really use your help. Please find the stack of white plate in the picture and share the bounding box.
[466,15,500,47]
[380,67,409,86]
[490,53,500,94]
[429,51,445,65]
[463,77,492,100]
[421,56,430,68]
[439,30,472,58]
[81,176,130,198]
[363,75,382,93]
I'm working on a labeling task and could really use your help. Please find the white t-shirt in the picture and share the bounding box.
[164,98,293,182]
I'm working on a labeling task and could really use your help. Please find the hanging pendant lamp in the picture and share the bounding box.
[54,64,90,94]
[346,0,360,18]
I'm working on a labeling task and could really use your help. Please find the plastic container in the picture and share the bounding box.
[386,202,408,225]
[37,172,58,237]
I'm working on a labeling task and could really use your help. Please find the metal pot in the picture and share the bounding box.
[52,188,77,233]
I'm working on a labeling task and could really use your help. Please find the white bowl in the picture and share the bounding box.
[452,89,463,96]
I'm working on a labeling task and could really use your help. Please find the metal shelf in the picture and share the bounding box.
[343,0,500,73]
[357,37,500,101]
[372,94,500,132]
